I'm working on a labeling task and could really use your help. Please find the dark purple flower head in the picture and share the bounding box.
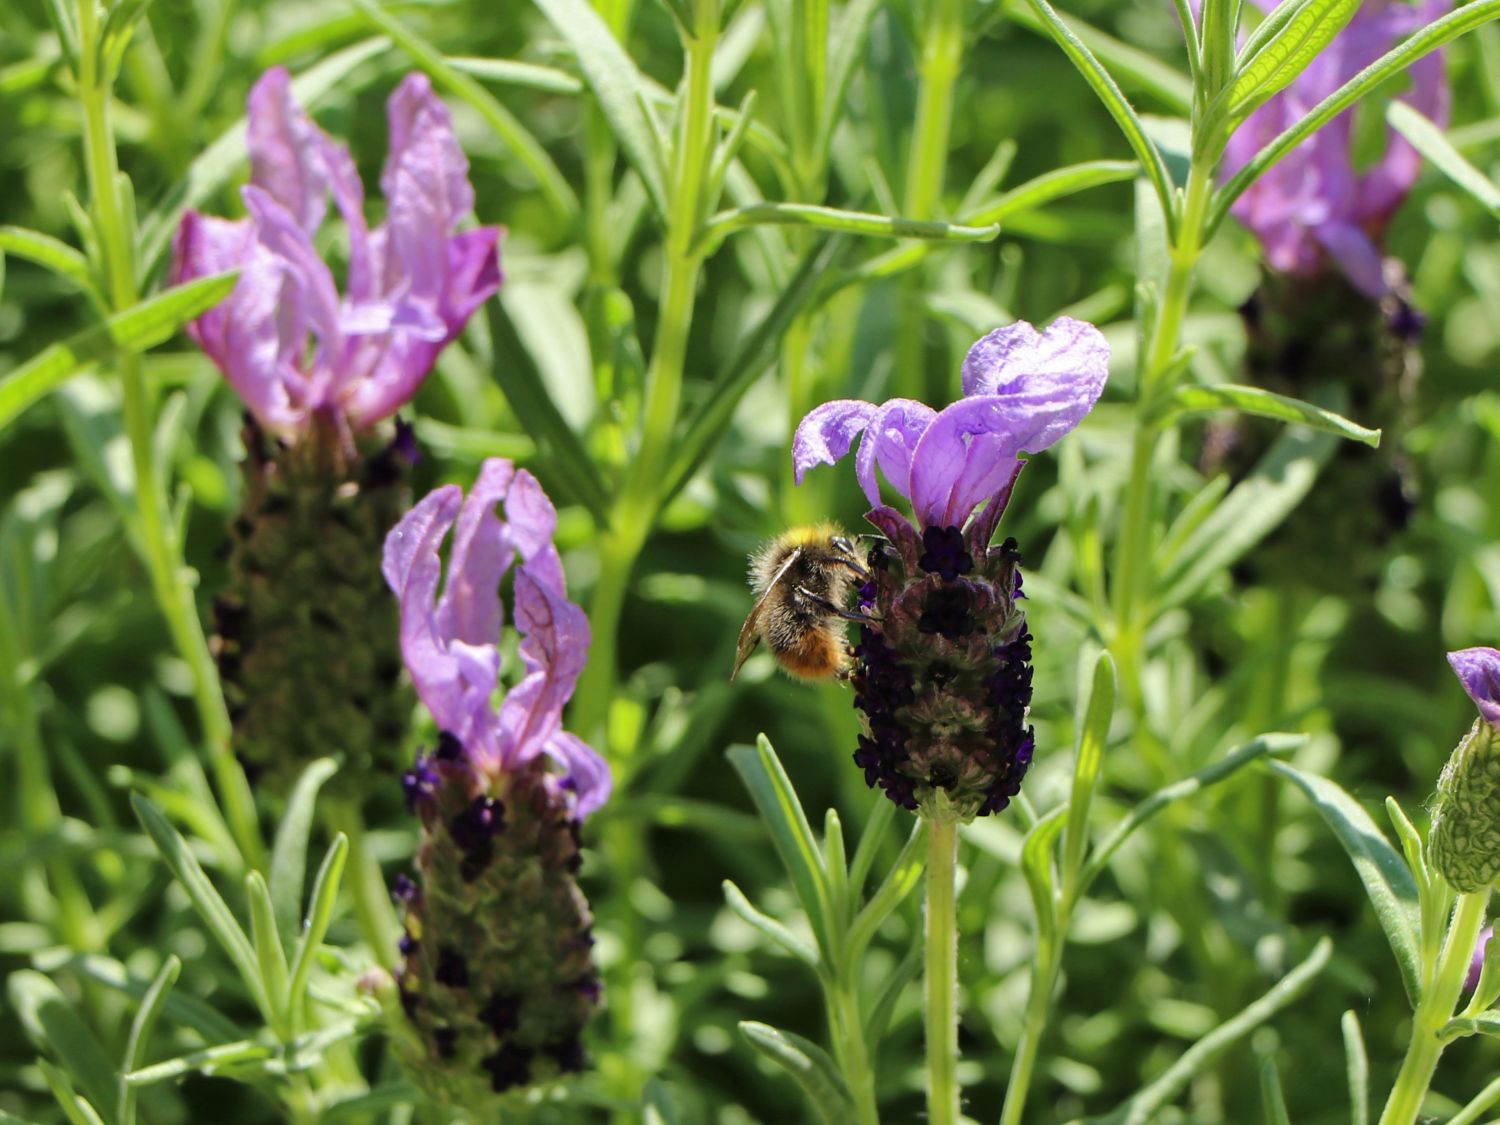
[793,318,1108,529]
[1221,0,1450,299]
[382,458,610,818]
[1450,648,1500,730]
[172,68,502,437]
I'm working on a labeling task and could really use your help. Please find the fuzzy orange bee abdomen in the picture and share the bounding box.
[772,627,848,680]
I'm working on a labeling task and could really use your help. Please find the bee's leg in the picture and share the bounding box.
[828,537,873,578]
[796,586,877,624]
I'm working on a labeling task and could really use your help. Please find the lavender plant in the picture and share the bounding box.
[10,0,1500,1122]
[173,69,501,795]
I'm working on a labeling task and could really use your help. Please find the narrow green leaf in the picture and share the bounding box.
[1009,2,1193,113]
[411,417,536,463]
[1155,427,1336,610]
[138,38,390,273]
[1089,939,1332,1125]
[822,808,848,921]
[124,1040,275,1086]
[817,0,883,157]
[0,271,238,433]
[1387,101,1500,216]
[1341,1010,1369,1125]
[968,160,1138,226]
[1021,806,1068,947]
[8,972,119,1123]
[1150,383,1381,446]
[1447,1075,1500,1125]
[661,235,844,506]
[246,872,290,1034]
[722,880,819,965]
[447,56,583,95]
[1260,1054,1292,1125]
[1063,651,1116,891]
[269,758,339,951]
[738,1022,855,1125]
[131,795,272,1020]
[1439,1011,1500,1043]
[864,940,921,1046]
[1021,0,1180,235]
[1212,0,1500,233]
[844,820,927,966]
[696,202,998,254]
[846,797,896,898]
[287,834,349,1021]
[36,1060,106,1125]
[1270,761,1421,1002]
[532,0,669,216]
[1077,734,1305,900]
[1221,0,1362,122]
[319,1084,422,1122]
[350,0,579,221]
[32,952,241,1044]
[0,226,98,300]
[727,737,834,961]
[118,957,180,1125]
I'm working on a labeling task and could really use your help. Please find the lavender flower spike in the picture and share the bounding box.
[172,68,501,438]
[1221,0,1450,299]
[792,319,1107,820]
[382,459,609,1105]
[794,317,1108,530]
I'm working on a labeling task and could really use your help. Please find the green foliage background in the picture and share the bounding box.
[5,0,1500,1121]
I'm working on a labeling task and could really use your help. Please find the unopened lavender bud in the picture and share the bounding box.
[793,319,1108,821]
[173,69,500,795]
[1466,926,1494,994]
[383,460,611,1106]
[1429,649,1500,892]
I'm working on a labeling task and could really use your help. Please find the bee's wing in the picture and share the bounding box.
[731,546,801,680]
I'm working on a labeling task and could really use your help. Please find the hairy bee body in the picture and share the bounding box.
[733,523,864,681]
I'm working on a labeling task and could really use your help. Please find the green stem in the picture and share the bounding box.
[925,818,960,1125]
[1110,155,1215,709]
[74,0,263,870]
[827,982,880,1125]
[999,936,1063,1125]
[898,0,964,405]
[1379,890,1490,1125]
[573,0,719,742]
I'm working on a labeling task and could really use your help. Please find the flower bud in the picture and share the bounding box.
[1428,649,1500,892]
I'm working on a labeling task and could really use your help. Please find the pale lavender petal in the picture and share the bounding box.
[792,400,878,494]
[241,186,344,362]
[544,731,612,819]
[434,458,517,647]
[172,212,304,432]
[384,485,473,733]
[855,399,936,509]
[1450,648,1500,728]
[909,399,1028,528]
[495,567,591,769]
[247,68,330,234]
[960,318,1111,429]
[966,459,1027,553]
[1223,0,1452,288]
[344,228,500,428]
[504,469,566,594]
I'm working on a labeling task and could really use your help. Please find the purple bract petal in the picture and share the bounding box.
[383,459,609,814]
[1468,925,1494,994]
[1221,0,1451,293]
[173,70,501,438]
[793,400,878,495]
[1449,648,1500,728]
[854,399,937,511]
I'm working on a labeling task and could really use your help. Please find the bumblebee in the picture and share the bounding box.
[732,523,870,681]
